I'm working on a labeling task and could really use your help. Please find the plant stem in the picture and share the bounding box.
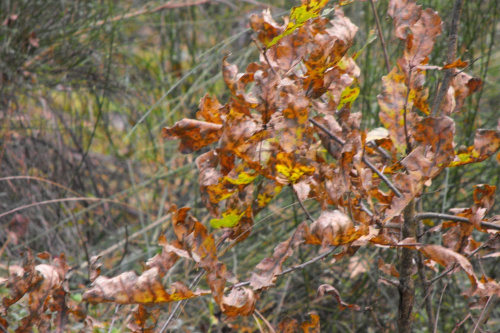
[369,0,391,72]
[431,0,464,116]
[397,200,416,333]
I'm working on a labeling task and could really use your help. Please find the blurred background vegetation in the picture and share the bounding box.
[1,0,498,331]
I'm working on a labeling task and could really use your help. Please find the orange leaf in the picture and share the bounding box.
[162,119,222,154]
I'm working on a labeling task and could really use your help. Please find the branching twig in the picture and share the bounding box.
[309,118,403,198]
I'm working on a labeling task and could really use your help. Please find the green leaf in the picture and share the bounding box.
[210,211,244,229]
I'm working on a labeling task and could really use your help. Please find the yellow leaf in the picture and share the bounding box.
[338,86,359,109]
[267,0,329,47]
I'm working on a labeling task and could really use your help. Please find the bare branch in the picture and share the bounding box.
[414,212,500,231]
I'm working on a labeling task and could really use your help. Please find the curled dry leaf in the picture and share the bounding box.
[316,284,361,311]
[220,287,257,317]
[403,8,442,67]
[83,268,209,304]
[197,93,223,124]
[305,210,366,250]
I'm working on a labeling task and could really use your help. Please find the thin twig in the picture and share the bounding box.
[453,57,481,76]
[309,118,403,198]
[78,215,169,270]
[159,270,205,333]
[253,314,265,333]
[291,185,315,221]
[252,38,277,75]
[428,242,487,285]
[434,282,448,333]
[471,294,498,333]
[431,0,464,116]
[414,212,500,231]
[369,0,391,72]
[273,275,292,326]
[230,246,337,289]
[107,305,120,333]
[255,309,277,333]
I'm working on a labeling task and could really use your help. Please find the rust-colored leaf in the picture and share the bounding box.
[443,59,468,69]
[278,317,300,333]
[403,8,442,67]
[449,128,500,167]
[197,93,223,124]
[301,313,320,333]
[162,119,222,154]
[470,184,496,230]
[388,0,422,40]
